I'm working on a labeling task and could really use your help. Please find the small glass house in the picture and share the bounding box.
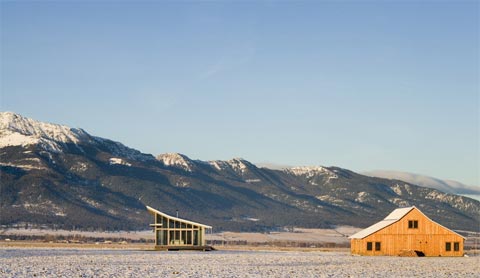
[146,206,213,251]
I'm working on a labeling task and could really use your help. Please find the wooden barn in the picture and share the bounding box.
[349,206,465,256]
[147,206,213,251]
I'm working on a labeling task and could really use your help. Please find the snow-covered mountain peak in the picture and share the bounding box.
[206,158,256,173]
[286,166,336,178]
[0,112,90,150]
[227,158,255,173]
[157,153,195,172]
[1,112,89,140]
[207,160,228,171]
[0,112,154,161]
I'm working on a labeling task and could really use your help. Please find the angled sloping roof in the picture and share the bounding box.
[349,207,415,239]
[349,206,465,239]
[146,205,212,229]
[383,206,415,220]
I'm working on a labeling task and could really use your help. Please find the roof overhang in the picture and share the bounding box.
[146,205,212,229]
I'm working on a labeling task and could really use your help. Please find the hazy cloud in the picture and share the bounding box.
[198,42,256,80]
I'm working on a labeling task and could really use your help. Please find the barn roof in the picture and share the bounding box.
[146,205,212,229]
[349,207,415,239]
[348,206,465,239]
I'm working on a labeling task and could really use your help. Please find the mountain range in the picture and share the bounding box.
[363,170,480,196]
[260,164,480,199]
[1,112,479,232]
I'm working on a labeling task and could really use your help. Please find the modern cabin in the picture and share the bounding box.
[146,206,213,251]
[349,206,465,256]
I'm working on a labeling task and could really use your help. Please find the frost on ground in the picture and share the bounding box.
[0,248,478,278]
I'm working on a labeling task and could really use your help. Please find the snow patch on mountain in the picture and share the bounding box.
[0,112,90,148]
[0,157,47,171]
[355,192,369,203]
[0,161,46,171]
[246,179,261,183]
[0,112,155,161]
[23,200,66,217]
[227,158,251,174]
[109,158,132,167]
[208,160,228,171]
[243,217,260,222]
[0,130,68,153]
[81,197,101,209]
[157,153,195,172]
[207,158,255,174]
[390,184,404,196]
[285,166,338,180]
[389,198,410,207]
[424,191,476,211]
[0,132,38,148]
[70,162,89,172]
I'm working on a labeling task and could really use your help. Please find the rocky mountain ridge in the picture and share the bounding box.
[1,112,478,232]
[363,170,480,195]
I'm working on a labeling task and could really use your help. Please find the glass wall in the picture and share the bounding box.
[154,214,206,246]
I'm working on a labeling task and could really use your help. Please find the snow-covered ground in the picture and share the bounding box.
[1,226,360,244]
[0,228,153,240]
[0,248,477,278]
[209,227,359,244]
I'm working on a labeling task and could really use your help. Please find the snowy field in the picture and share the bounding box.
[1,248,478,278]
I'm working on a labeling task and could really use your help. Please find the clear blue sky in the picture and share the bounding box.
[1,1,478,186]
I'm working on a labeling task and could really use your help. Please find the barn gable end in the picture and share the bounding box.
[349,206,465,256]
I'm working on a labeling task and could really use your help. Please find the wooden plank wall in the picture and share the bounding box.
[351,208,464,256]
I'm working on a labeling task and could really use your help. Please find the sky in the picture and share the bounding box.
[1,1,478,186]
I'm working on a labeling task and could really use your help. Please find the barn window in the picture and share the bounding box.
[408,220,418,229]
[454,242,460,251]
[445,242,451,251]
[375,242,381,251]
[367,242,373,251]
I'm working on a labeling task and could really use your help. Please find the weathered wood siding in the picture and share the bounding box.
[351,209,464,256]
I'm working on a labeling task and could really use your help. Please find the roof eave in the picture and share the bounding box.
[146,205,212,229]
